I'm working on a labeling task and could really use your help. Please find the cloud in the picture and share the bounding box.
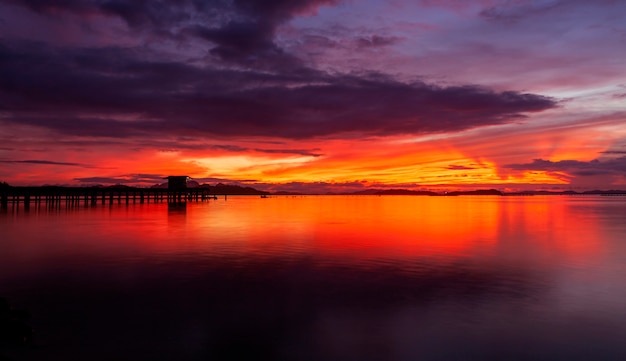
[1,0,95,14]
[98,0,192,29]
[253,148,322,157]
[187,0,339,68]
[2,0,339,68]
[356,35,401,48]
[0,0,557,144]
[418,0,494,13]
[2,0,203,28]
[504,157,626,176]
[447,165,476,170]
[479,0,564,23]
[131,140,321,156]
[0,159,92,167]
[74,173,167,184]
[0,39,556,139]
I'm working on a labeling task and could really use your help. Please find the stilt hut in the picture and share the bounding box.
[166,176,189,190]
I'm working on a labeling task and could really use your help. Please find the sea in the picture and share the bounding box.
[2,195,626,360]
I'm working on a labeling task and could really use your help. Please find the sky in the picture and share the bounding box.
[1,0,625,192]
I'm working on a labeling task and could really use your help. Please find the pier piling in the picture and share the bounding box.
[0,187,217,210]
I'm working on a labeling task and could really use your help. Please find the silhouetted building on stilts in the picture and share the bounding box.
[166,176,190,190]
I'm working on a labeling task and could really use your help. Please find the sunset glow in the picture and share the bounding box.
[1,0,625,192]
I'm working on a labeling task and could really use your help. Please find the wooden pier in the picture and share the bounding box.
[1,186,218,210]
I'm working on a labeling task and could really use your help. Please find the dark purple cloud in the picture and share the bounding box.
[504,157,626,176]
[1,0,337,67]
[99,0,191,29]
[479,1,563,23]
[190,0,339,66]
[2,0,205,26]
[0,159,95,167]
[0,39,556,139]
[0,0,557,141]
[356,35,401,48]
[1,0,94,14]
[479,0,620,24]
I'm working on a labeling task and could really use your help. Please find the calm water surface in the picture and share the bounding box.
[2,195,626,360]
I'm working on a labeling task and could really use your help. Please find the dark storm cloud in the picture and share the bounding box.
[0,0,93,13]
[1,0,196,25]
[2,0,337,67]
[187,22,303,69]
[0,39,556,139]
[187,0,339,67]
[0,1,556,140]
[356,35,401,48]
[504,157,626,176]
[99,0,192,29]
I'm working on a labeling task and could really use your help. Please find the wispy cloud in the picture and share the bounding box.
[74,173,167,184]
[504,157,626,176]
[1,159,95,167]
[447,165,477,170]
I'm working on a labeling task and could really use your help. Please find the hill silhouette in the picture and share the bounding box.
[206,183,270,195]
[444,189,503,196]
[351,189,438,196]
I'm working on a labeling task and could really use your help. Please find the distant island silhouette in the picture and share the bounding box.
[268,187,626,196]
[3,181,626,197]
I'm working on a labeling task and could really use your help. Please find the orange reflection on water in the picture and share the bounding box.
[180,196,606,266]
[0,196,608,272]
[496,196,606,263]
[2,198,624,361]
[308,196,501,259]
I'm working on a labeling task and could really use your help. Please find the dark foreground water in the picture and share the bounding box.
[2,195,626,360]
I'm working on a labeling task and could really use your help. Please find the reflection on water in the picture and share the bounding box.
[2,196,626,360]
